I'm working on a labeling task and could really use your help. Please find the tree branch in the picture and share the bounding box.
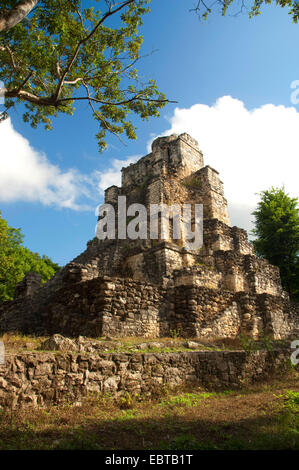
[64,77,84,85]
[53,0,135,101]
[0,45,17,74]
[5,88,55,106]
[82,79,125,142]
[16,71,33,92]
[4,88,176,109]
[0,0,40,32]
[57,95,177,106]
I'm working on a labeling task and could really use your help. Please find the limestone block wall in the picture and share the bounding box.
[146,179,164,205]
[104,185,120,205]
[14,272,42,299]
[0,276,164,338]
[173,285,238,337]
[173,266,222,290]
[0,297,38,334]
[72,238,151,280]
[231,226,255,255]
[0,272,298,340]
[121,134,204,189]
[173,133,204,178]
[42,277,166,338]
[72,237,190,286]
[193,166,230,225]
[199,220,254,257]
[256,294,299,339]
[0,349,292,408]
[197,302,241,338]
[99,278,163,338]
[170,283,299,340]
[209,251,283,296]
[246,258,282,295]
[171,249,282,297]
[121,152,154,188]
[122,243,185,284]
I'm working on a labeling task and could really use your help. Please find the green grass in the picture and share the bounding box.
[0,372,297,450]
[0,332,291,355]
[158,391,215,408]
[283,390,299,409]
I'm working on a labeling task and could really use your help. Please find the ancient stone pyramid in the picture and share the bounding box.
[0,133,298,339]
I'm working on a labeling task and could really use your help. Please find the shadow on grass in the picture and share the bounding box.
[0,406,297,450]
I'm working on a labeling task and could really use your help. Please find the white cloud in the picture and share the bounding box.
[0,118,95,210]
[0,118,139,211]
[2,96,299,229]
[153,96,299,234]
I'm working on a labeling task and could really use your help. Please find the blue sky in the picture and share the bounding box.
[1,0,299,266]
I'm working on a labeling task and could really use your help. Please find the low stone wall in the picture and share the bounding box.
[0,349,292,408]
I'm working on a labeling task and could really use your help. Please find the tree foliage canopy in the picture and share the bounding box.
[0,211,60,302]
[2,1,298,150]
[0,0,170,151]
[192,0,299,22]
[252,187,299,301]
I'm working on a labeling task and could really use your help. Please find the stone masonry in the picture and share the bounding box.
[0,349,292,408]
[0,133,298,340]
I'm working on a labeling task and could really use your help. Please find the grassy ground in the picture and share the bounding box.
[0,370,298,450]
[0,332,290,354]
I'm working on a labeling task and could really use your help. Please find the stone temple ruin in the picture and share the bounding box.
[0,133,298,340]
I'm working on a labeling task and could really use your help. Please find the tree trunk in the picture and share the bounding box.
[0,0,39,32]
